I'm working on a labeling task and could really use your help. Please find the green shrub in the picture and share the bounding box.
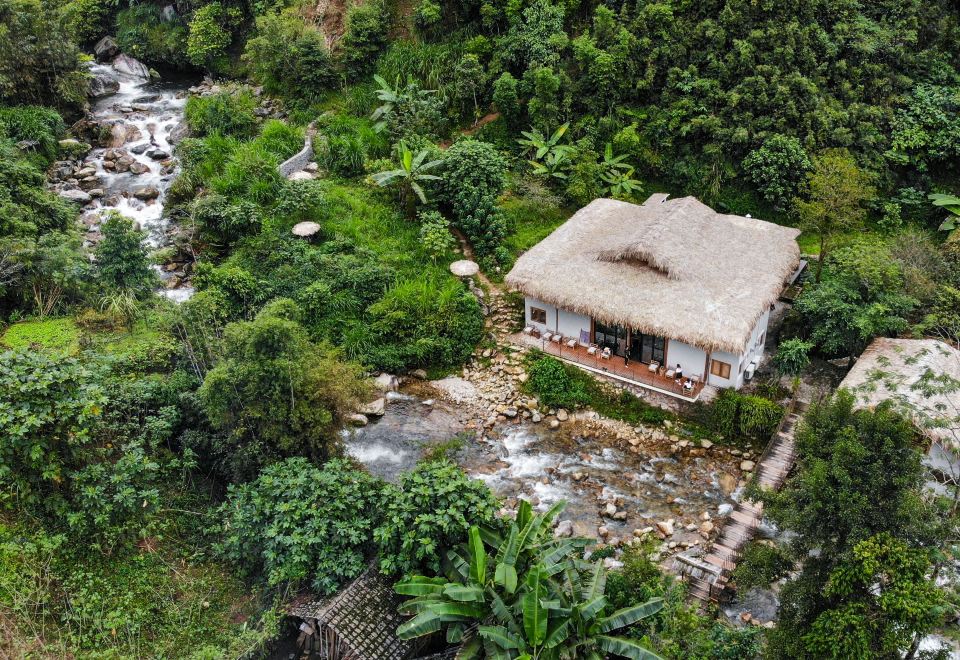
[340,0,388,80]
[526,354,588,408]
[243,12,337,100]
[711,389,784,442]
[374,460,501,575]
[211,141,285,206]
[316,113,388,176]
[731,541,791,591]
[0,140,74,237]
[418,210,456,261]
[184,91,259,139]
[774,338,813,376]
[186,2,238,70]
[442,139,508,264]
[63,0,113,45]
[116,4,191,68]
[94,212,156,297]
[214,457,384,594]
[742,135,811,209]
[0,105,65,166]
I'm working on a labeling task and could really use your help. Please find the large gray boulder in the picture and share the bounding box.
[60,189,92,204]
[111,54,150,80]
[89,72,120,98]
[94,36,120,62]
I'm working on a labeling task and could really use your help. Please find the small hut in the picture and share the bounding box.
[288,568,431,660]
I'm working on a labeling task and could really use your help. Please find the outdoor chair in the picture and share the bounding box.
[551,333,563,344]
[601,347,611,360]
[566,338,577,348]
[523,326,534,335]
[587,345,598,355]
[542,332,553,342]
[648,361,659,373]
[666,368,675,378]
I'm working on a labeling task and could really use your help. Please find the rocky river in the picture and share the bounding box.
[50,51,195,301]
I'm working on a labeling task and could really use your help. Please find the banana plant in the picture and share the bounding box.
[602,167,644,199]
[371,141,443,218]
[930,193,960,233]
[370,74,403,133]
[518,123,576,180]
[395,500,665,659]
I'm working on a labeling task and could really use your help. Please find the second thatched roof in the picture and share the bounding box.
[505,195,801,354]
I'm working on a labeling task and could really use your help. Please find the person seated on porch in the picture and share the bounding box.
[674,363,683,382]
[682,378,694,392]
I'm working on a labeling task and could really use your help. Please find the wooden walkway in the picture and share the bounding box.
[674,399,807,608]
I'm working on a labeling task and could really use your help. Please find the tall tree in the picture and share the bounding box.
[794,150,876,282]
[763,392,944,659]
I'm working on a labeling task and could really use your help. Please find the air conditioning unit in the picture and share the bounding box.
[744,360,758,381]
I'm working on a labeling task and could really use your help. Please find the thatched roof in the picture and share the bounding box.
[840,338,960,447]
[450,259,480,277]
[289,567,426,660]
[505,196,801,353]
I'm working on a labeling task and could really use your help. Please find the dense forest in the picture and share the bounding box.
[0,0,959,656]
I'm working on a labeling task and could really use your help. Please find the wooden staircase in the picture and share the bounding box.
[674,399,807,609]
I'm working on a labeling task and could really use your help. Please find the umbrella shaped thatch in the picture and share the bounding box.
[292,221,321,238]
[450,260,480,278]
[505,195,800,354]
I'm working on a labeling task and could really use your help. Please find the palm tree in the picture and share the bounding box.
[371,141,443,218]
[395,500,665,659]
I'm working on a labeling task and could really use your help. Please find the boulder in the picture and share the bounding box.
[410,368,428,380]
[132,186,160,200]
[655,519,675,537]
[358,398,386,417]
[59,189,92,204]
[347,413,369,427]
[129,162,150,175]
[94,36,120,62]
[554,520,573,538]
[556,409,569,422]
[89,72,120,98]
[740,460,756,472]
[168,122,190,145]
[111,54,150,80]
[289,171,315,181]
[146,148,170,160]
[374,373,399,392]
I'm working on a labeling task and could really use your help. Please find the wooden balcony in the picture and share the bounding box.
[512,333,706,402]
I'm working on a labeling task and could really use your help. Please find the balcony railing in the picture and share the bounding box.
[515,333,705,401]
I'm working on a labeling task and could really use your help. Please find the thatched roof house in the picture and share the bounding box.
[288,568,431,660]
[506,195,800,394]
[840,338,960,447]
[507,195,800,354]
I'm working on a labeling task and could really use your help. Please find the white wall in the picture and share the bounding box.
[558,308,591,341]
[665,340,707,379]
[708,348,741,388]
[524,297,557,332]
[524,298,590,339]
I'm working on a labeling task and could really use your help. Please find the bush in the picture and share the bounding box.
[711,389,784,442]
[374,460,501,575]
[186,2,237,70]
[0,105,65,166]
[184,90,259,139]
[418,209,455,261]
[526,354,588,408]
[316,114,388,176]
[243,12,337,100]
[742,135,812,209]
[442,139,508,263]
[214,458,384,594]
[197,300,368,480]
[773,338,813,376]
[731,541,791,591]
[94,212,156,297]
[340,0,388,80]
[361,277,485,372]
[115,4,190,68]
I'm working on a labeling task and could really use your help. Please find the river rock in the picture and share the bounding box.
[700,439,714,449]
[554,520,573,538]
[112,54,150,80]
[374,373,399,392]
[410,368,428,380]
[147,148,170,160]
[718,472,737,496]
[169,122,190,145]
[347,413,369,427]
[89,72,120,98]
[503,407,518,419]
[129,162,150,175]
[556,409,569,422]
[699,520,715,535]
[604,502,617,517]
[549,419,560,430]
[94,36,120,62]
[655,519,675,537]
[358,398,386,417]
[740,460,756,472]
[75,166,97,178]
[60,189,92,204]
[133,186,160,200]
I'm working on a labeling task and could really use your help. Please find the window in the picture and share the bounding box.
[530,307,547,324]
[710,359,732,379]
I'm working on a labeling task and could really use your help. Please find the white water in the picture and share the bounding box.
[84,63,193,301]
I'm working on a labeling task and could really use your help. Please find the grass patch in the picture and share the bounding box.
[501,192,573,262]
[2,317,81,355]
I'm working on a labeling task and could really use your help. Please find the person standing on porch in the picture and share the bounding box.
[675,364,683,382]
